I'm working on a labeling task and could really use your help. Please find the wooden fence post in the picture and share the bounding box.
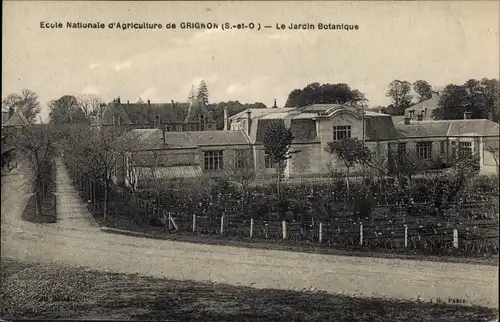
[192,214,196,232]
[404,224,408,248]
[319,222,323,243]
[220,215,224,234]
[250,218,254,238]
[359,222,363,246]
[282,220,287,240]
[453,229,458,248]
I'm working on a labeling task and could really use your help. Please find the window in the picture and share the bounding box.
[112,114,121,126]
[265,153,275,168]
[204,151,224,170]
[199,114,205,131]
[397,143,406,156]
[416,142,432,160]
[459,142,472,158]
[234,149,247,169]
[154,115,160,126]
[165,125,171,132]
[333,125,351,141]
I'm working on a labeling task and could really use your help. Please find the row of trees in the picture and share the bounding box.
[383,78,499,121]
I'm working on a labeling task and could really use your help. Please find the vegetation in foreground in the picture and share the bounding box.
[0,258,497,322]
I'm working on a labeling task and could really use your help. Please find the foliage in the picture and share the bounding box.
[325,138,371,173]
[188,85,196,102]
[386,80,413,115]
[49,95,87,125]
[13,124,59,215]
[2,89,41,123]
[413,80,433,102]
[432,78,499,121]
[196,80,209,105]
[77,94,103,117]
[285,82,367,108]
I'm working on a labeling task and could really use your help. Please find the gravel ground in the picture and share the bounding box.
[1,258,498,321]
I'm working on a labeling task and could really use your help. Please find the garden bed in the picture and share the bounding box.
[1,258,498,321]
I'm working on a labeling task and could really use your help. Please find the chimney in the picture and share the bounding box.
[245,110,252,135]
[464,111,472,119]
[147,99,151,107]
[127,100,130,109]
[223,105,229,131]
[417,113,423,121]
[273,99,277,108]
[171,100,174,108]
[404,117,411,125]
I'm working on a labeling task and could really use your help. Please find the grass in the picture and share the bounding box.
[1,258,498,321]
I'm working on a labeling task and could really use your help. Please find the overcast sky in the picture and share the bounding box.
[2,1,499,121]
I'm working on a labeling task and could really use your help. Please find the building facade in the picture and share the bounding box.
[91,98,216,132]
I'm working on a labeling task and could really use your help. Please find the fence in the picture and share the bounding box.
[105,182,499,255]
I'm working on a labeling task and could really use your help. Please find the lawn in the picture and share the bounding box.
[1,258,498,321]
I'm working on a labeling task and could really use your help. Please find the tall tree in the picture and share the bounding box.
[285,82,367,107]
[413,80,433,102]
[48,95,87,125]
[263,120,295,199]
[196,80,209,105]
[325,138,371,200]
[386,80,413,115]
[77,94,102,117]
[2,89,41,123]
[137,97,145,103]
[188,85,197,102]
[432,78,499,121]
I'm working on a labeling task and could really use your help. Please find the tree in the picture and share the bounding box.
[13,125,58,216]
[137,97,145,104]
[263,120,295,199]
[413,80,433,102]
[225,148,256,210]
[324,138,371,200]
[188,85,197,102]
[48,95,87,125]
[196,80,209,105]
[2,89,41,123]
[432,78,499,121]
[386,80,413,115]
[77,94,102,117]
[285,82,367,107]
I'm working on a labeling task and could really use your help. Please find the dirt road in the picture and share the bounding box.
[1,163,498,308]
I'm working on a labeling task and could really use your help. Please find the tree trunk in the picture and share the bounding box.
[104,181,108,223]
[36,191,43,216]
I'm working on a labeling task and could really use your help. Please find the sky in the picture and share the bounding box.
[2,1,499,121]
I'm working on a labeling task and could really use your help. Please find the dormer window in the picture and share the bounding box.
[199,114,205,131]
[113,114,121,126]
[154,115,160,126]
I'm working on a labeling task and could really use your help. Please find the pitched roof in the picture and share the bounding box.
[404,94,440,119]
[229,108,295,120]
[395,119,499,139]
[101,101,197,126]
[118,129,251,150]
[2,111,29,127]
[364,115,398,141]
[184,100,214,123]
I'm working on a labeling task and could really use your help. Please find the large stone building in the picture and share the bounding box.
[91,98,216,132]
[114,103,499,187]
